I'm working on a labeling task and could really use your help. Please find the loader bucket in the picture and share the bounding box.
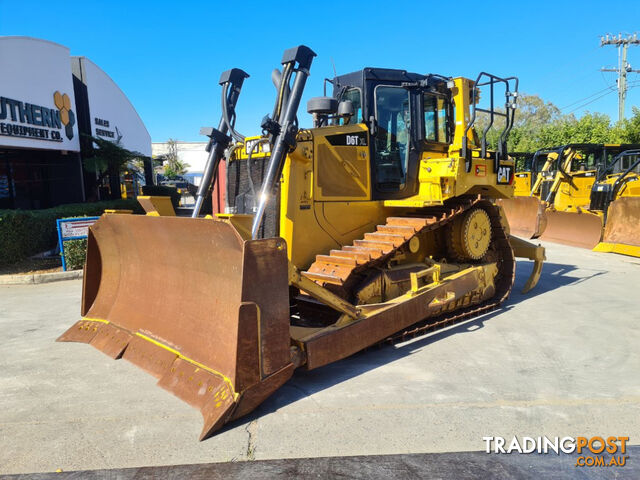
[594,197,640,257]
[496,197,547,239]
[57,214,294,440]
[539,209,603,249]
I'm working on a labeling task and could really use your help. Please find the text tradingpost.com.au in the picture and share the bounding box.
[482,436,630,468]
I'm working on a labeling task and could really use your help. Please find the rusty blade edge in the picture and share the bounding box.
[61,317,241,400]
[56,318,109,343]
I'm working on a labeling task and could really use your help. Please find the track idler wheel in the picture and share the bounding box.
[449,208,492,261]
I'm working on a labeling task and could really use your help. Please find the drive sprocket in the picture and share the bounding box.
[448,207,492,261]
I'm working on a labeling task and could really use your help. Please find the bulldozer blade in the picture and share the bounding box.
[539,209,603,249]
[496,197,547,239]
[56,214,294,440]
[593,197,640,258]
[57,318,104,343]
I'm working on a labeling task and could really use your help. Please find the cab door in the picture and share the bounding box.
[371,85,421,200]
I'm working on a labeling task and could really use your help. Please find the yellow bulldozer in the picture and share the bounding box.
[58,46,546,440]
[499,143,640,249]
[511,152,536,196]
[591,149,640,256]
[498,149,552,239]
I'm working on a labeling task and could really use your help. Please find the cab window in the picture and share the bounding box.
[374,85,410,190]
[572,151,597,171]
[423,93,449,143]
[621,153,640,173]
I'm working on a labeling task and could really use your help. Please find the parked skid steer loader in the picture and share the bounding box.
[58,46,545,440]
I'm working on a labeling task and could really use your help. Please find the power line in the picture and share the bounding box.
[560,85,616,110]
[562,80,640,116]
[600,69,614,88]
[565,89,617,114]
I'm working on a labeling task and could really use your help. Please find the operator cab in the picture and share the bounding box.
[308,68,454,201]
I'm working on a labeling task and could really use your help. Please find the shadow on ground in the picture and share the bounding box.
[509,259,606,302]
[218,259,605,436]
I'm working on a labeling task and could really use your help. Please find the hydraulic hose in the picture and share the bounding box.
[222,82,245,143]
[271,63,292,124]
[192,69,249,218]
[252,67,312,238]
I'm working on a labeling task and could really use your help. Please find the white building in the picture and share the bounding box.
[0,36,152,208]
[73,56,151,157]
[152,141,208,186]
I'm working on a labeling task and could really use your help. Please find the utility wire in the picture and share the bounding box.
[560,84,616,110]
[564,81,640,115]
[565,89,617,114]
[600,69,614,88]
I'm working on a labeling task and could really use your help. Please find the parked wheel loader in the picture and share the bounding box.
[58,45,546,440]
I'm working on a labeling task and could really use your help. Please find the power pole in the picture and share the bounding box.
[600,33,640,122]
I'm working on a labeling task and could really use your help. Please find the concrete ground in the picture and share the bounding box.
[0,242,639,475]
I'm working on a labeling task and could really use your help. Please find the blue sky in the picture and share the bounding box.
[2,0,639,142]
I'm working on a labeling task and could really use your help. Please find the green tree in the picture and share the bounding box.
[82,135,146,200]
[474,92,631,155]
[509,94,564,152]
[618,107,640,143]
[162,139,190,179]
[536,112,620,147]
[475,94,562,152]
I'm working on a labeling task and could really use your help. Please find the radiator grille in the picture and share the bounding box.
[226,155,279,239]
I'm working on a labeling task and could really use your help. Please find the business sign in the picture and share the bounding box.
[56,216,99,271]
[0,91,76,143]
[94,117,122,141]
[0,37,80,151]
